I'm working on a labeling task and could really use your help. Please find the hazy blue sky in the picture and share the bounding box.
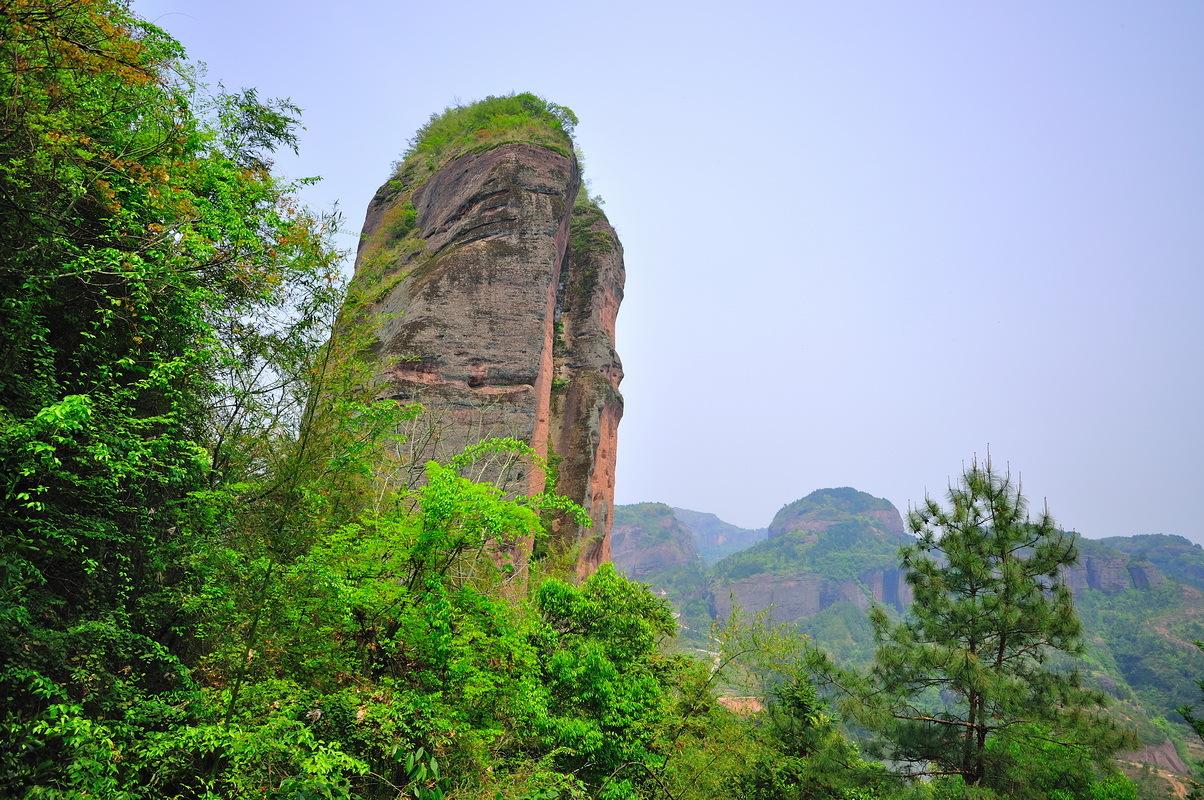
[136,0,1204,542]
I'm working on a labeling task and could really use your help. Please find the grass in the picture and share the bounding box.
[400,93,577,183]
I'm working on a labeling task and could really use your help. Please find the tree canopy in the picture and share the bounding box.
[868,457,1129,788]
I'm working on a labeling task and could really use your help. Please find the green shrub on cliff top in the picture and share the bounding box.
[404,93,577,174]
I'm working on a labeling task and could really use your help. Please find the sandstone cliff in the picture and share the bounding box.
[1098,533,1204,590]
[1061,537,1167,594]
[341,95,623,575]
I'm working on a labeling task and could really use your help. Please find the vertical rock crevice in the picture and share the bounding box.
[548,196,626,575]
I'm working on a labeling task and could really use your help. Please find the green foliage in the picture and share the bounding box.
[694,620,898,800]
[0,1,341,794]
[1180,641,1204,742]
[531,564,680,790]
[795,601,882,667]
[772,488,899,532]
[1075,583,1204,731]
[0,4,1159,799]
[982,723,1138,800]
[716,519,904,581]
[867,456,1130,786]
[570,193,615,256]
[404,93,576,181]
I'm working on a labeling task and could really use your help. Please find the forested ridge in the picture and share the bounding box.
[1,2,1199,798]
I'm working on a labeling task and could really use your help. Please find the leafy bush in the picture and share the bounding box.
[404,93,577,176]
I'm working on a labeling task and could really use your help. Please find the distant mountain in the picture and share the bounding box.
[610,503,711,634]
[610,490,1204,776]
[768,487,907,538]
[669,507,766,564]
[712,489,914,624]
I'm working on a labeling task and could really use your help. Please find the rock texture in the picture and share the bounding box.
[1121,740,1189,775]
[712,566,913,622]
[548,201,625,573]
[1061,539,1167,594]
[346,124,623,575]
[1099,534,1204,591]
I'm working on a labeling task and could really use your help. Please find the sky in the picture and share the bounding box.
[135,0,1204,542]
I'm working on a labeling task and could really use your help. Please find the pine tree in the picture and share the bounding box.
[869,456,1114,785]
[1180,641,1204,743]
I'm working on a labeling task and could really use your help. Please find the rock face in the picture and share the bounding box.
[1061,539,1167,594]
[1122,739,1189,775]
[712,566,913,622]
[345,101,623,576]
[549,201,625,573]
[1098,534,1204,591]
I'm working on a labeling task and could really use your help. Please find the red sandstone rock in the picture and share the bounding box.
[346,141,623,576]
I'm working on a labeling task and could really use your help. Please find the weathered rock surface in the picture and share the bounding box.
[346,126,623,575]
[712,566,912,622]
[1121,739,1190,775]
[1099,533,1204,590]
[549,201,625,573]
[1061,540,1167,594]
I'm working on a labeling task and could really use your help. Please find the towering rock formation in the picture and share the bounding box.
[341,96,623,575]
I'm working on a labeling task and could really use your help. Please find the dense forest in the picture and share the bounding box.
[1,2,1200,798]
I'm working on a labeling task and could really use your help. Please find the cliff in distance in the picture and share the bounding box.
[339,95,624,575]
[712,488,915,622]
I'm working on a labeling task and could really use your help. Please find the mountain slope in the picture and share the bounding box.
[712,489,914,623]
[611,490,1204,776]
[1096,533,1204,590]
[670,507,766,564]
[610,503,711,634]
